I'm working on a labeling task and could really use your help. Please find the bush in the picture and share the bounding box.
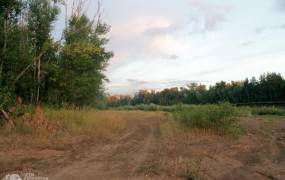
[0,88,14,110]
[173,103,241,134]
[113,104,195,112]
[250,106,285,116]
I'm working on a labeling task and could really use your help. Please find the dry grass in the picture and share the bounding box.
[0,108,126,150]
[160,117,181,137]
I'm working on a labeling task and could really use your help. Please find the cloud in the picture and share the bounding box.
[109,16,182,59]
[148,35,182,57]
[109,78,207,94]
[144,24,181,36]
[255,26,266,34]
[277,0,285,11]
[162,54,179,60]
[188,0,231,33]
[255,24,285,34]
[240,41,254,47]
[127,79,148,85]
[280,24,285,29]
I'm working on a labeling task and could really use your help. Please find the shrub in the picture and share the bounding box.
[113,104,194,112]
[0,88,14,110]
[173,103,241,134]
[250,106,285,116]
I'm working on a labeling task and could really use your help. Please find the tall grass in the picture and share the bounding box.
[113,103,198,112]
[0,108,126,149]
[250,106,285,116]
[173,103,242,134]
[44,108,126,137]
[115,103,177,112]
[113,103,285,117]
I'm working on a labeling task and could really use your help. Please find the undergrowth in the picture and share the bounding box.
[0,108,126,149]
[173,103,243,135]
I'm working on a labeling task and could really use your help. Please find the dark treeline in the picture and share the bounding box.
[107,72,285,106]
[0,0,112,111]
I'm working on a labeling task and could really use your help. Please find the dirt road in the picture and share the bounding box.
[1,112,285,179]
[49,112,162,180]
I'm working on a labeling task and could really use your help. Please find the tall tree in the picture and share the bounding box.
[27,0,59,104]
[59,12,113,106]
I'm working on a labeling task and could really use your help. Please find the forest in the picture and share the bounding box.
[107,72,285,107]
[0,0,112,113]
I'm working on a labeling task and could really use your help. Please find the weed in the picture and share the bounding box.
[0,108,126,149]
[173,103,241,134]
[250,106,285,116]
[180,156,203,180]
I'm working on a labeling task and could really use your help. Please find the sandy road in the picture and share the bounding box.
[49,113,162,180]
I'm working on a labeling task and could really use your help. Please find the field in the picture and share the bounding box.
[0,105,285,179]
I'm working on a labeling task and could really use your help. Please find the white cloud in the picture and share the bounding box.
[108,16,183,60]
[188,0,231,33]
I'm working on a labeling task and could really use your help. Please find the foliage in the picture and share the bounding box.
[0,0,112,114]
[173,103,242,134]
[108,73,285,107]
[58,15,112,106]
[0,87,13,109]
[114,103,178,112]
[250,106,285,116]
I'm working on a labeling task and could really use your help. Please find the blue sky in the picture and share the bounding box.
[53,0,285,95]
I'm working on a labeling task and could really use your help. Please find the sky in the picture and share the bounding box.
[53,0,285,95]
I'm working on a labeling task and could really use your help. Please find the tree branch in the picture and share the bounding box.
[13,52,44,86]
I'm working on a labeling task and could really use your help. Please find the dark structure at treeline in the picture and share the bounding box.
[108,73,285,106]
[0,0,112,109]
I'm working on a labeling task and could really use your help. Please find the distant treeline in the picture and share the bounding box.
[107,72,285,106]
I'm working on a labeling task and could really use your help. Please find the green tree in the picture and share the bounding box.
[27,0,60,104]
[59,14,113,106]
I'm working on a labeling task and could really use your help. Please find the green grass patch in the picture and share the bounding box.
[114,103,177,112]
[250,106,285,116]
[173,103,242,135]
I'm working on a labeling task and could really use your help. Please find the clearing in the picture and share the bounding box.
[0,111,285,179]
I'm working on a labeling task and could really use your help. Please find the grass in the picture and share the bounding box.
[173,103,242,135]
[114,104,285,135]
[1,103,284,149]
[250,106,285,116]
[0,108,126,149]
[44,108,126,137]
[160,116,181,137]
[114,103,177,112]
[180,157,203,180]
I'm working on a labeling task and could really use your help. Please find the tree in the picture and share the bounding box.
[107,72,285,107]
[59,13,113,106]
[0,0,22,86]
[27,0,60,105]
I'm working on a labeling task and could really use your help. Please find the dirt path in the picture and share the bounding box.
[48,113,162,180]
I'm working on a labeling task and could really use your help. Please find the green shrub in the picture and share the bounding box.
[250,106,285,116]
[0,88,14,110]
[113,104,195,112]
[173,103,241,134]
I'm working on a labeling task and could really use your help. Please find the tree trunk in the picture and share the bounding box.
[31,57,37,104]
[0,109,9,120]
[0,19,7,86]
[36,57,41,105]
